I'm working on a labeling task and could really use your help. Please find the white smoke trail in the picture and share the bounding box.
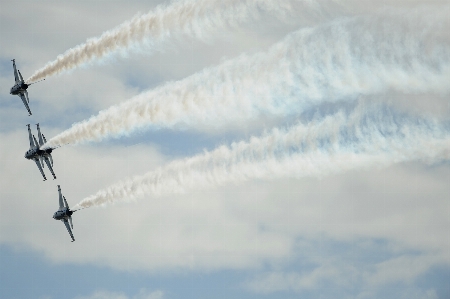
[76,104,450,208]
[44,8,450,150]
[27,0,327,83]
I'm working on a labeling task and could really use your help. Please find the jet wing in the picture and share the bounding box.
[58,185,64,209]
[44,157,57,180]
[20,93,32,116]
[34,158,46,181]
[27,124,35,149]
[63,220,75,242]
[12,60,19,83]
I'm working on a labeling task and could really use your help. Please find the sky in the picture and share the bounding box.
[0,0,449,298]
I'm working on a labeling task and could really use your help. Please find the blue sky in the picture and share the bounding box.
[1,0,449,298]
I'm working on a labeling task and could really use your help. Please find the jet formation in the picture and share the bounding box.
[11,60,80,242]
[11,59,87,242]
[9,59,44,116]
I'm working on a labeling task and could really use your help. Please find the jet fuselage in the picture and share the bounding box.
[10,82,28,95]
[53,208,73,220]
[24,147,52,160]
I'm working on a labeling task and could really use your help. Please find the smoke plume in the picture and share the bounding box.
[44,9,450,149]
[76,104,450,208]
[27,0,327,83]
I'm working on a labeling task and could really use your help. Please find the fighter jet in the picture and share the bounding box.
[24,123,56,181]
[9,59,44,116]
[53,185,80,242]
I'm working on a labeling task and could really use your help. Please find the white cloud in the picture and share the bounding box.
[73,289,163,299]
[245,246,445,296]
[246,264,354,293]
[364,255,442,287]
